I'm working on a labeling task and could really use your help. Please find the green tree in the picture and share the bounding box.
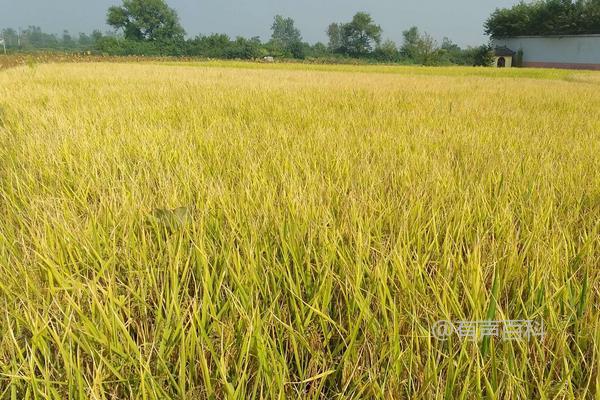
[188,34,231,58]
[1,28,18,48]
[91,30,104,43]
[227,36,263,59]
[288,41,306,59]
[374,39,399,62]
[415,32,441,65]
[326,23,342,52]
[270,15,302,56]
[485,0,600,37]
[439,38,470,65]
[463,44,495,66]
[21,26,59,49]
[400,27,444,65]
[62,30,75,49]
[439,38,458,64]
[310,42,329,57]
[400,26,420,60]
[107,0,185,42]
[78,33,94,49]
[340,12,382,56]
[187,34,263,59]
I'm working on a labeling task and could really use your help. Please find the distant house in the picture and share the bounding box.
[493,46,516,68]
[492,34,600,70]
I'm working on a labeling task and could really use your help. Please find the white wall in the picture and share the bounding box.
[493,35,600,65]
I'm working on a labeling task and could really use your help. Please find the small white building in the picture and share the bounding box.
[493,46,516,68]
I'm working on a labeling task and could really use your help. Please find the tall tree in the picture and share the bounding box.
[441,37,466,65]
[91,30,104,43]
[1,28,18,48]
[401,26,443,65]
[400,26,420,60]
[269,15,305,58]
[62,30,75,49]
[340,12,382,56]
[413,32,439,65]
[107,0,185,42]
[21,26,59,49]
[485,0,600,37]
[78,33,93,48]
[326,23,342,52]
[271,15,302,49]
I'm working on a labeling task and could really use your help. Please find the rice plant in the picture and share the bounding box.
[0,62,598,399]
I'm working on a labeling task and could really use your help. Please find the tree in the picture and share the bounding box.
[485,0,600,37]
[401,26,420,60]
[415,32,441,65]
[20,26,59,49]
[269,15,305,59]
[326,23,342,52]
[107,0,185,42]
[188,34,232,58]
[310,42,329,57]
[78,33,94,49]
[187,34,263,59]
[227,36,263,59]
[374,39,399,62]
[270,15,302,56]
[439,38,472,65]
[339,12,382,56]
[288,41,306,59]
[91,30,104,43]
[400,27,444,65]
[474,45,495,66]
[62,30,75,49]
[462,44,495,66]
[440,37,464,65]
[1,28,18,48]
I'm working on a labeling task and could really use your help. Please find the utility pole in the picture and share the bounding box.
[0,36,5,55]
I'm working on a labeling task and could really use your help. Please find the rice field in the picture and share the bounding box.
[0,61,599,399]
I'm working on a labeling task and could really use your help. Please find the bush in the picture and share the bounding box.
[95,37,185,56]
[462,45,495,67]
[514,49,524,67]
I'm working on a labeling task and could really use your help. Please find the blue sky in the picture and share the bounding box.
[0,0,521,47]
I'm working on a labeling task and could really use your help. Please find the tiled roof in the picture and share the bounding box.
[494,46,516,56]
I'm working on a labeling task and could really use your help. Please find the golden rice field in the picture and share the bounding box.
[0,61,599,399]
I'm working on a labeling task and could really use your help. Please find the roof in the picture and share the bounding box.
[494,46,516,57]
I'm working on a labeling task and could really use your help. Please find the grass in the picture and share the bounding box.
[0,61,599,399]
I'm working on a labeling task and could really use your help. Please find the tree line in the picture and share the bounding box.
[2,0,494,66]
[0,26,102,52]
[486,0,600,37]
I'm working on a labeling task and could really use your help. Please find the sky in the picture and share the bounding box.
[0,0,521,47]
